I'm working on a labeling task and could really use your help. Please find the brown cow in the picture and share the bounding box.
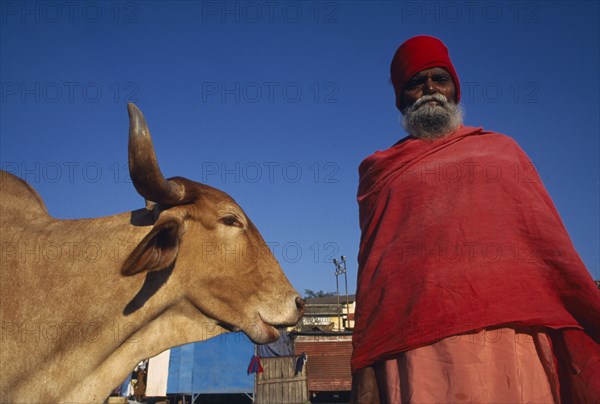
[0,104,304,402]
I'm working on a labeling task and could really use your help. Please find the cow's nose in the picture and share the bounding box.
[295,296,305,311]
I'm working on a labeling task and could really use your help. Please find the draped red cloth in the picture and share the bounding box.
[352,126,600,397]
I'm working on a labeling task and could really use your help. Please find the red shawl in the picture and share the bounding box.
[352,126,600,385]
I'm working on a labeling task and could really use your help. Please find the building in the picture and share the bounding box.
[296,294,356,332]
[291,294,356,402]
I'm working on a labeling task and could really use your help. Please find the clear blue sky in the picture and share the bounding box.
[2,1,599,295]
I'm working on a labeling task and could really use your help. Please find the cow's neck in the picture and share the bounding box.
[10,209,227,402]
[62,300,227,402]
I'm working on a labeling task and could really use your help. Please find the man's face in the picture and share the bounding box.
[401,67,456,112]
[400,67,462,140]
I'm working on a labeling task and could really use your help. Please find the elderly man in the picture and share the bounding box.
[351,36,600,403]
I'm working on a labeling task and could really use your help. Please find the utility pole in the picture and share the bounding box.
[333,256,350,331]
[333,258,341,331]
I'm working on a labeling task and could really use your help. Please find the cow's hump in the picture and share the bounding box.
[0,170,50,223]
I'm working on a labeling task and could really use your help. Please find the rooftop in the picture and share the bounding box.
[305,294,355,305]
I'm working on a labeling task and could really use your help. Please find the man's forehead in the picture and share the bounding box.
[409,67,452,79]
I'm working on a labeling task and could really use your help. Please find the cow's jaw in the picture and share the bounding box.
[214,303,303,344]
[250,294,304,343]
[252,314,282,343]
[214,314,279,344]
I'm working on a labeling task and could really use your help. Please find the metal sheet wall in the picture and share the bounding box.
[166,333,254,394]
[295,336,352,391]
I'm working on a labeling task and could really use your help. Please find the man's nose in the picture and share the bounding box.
[422,78,438,95]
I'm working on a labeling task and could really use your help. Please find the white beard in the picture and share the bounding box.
[402,93,464,140]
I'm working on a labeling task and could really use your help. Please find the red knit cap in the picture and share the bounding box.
[391,35,460,111]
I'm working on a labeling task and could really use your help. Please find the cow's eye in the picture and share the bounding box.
[220,215,243,228]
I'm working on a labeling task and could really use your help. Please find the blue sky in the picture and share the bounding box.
[1,1,599,295]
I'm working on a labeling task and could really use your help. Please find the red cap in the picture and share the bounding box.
[390,35,460,111]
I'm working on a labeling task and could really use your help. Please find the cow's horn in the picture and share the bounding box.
[128,103,186,205]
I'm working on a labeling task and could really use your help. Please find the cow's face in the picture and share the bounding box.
[120,104,303,343]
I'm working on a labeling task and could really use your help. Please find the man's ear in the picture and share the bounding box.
[121,218,183,276]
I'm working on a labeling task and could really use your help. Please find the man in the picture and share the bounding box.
[351,35,600,403]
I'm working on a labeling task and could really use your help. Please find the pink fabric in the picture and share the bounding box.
[352,126,600,373]
[374,327,560,403]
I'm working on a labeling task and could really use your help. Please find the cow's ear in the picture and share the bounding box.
[121,218,182,276]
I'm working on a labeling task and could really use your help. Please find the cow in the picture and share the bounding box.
[0,103,304,402]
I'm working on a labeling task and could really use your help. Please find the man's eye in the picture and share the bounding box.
[405,80,422,89]
[221,215,243,228]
